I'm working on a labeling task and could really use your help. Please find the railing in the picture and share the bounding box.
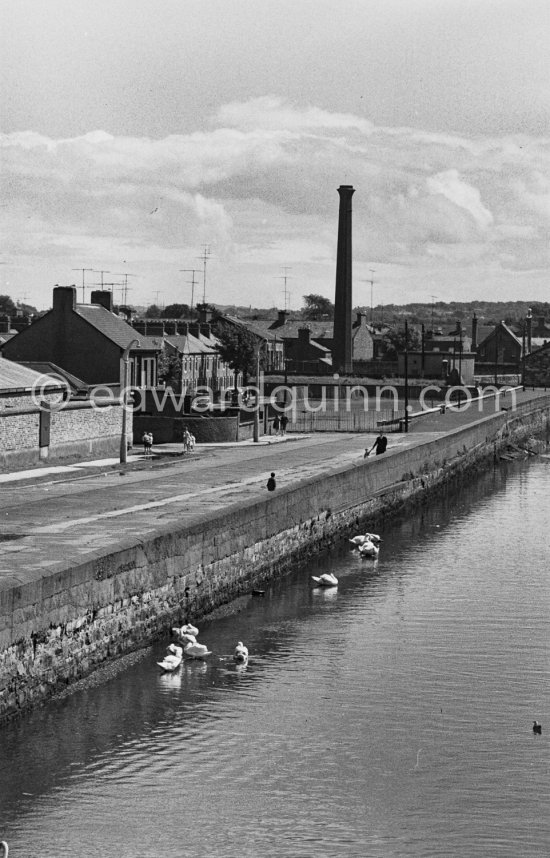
[290,408,397,433]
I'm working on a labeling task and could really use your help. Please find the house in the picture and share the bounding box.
[0,286,162,389]
[0,354,130,470]
[163,321,240,394]
[475,321,522,370]
[218,309,375,375]
[523,340,550,387]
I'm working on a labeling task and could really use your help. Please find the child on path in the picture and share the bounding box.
[266,472,276,491]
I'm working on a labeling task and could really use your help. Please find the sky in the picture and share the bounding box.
[1,0,549,313]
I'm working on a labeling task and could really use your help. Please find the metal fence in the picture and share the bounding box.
[290,407,398,433]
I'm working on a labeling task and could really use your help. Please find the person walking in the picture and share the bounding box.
[280,414,288,435]
[266,472,276,491]
[365,430,388,457]
[273,415,281,436]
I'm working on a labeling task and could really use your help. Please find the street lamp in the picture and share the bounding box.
[253,340,265,443]
[120,338,139,463]
[404,320,409,433]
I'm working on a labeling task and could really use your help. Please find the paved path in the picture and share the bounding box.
[1,388,546,583]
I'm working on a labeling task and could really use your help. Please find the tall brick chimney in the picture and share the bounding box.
[333,185,354,374]
[526,308,532,353]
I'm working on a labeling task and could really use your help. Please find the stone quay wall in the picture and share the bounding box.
[1,397,549,722]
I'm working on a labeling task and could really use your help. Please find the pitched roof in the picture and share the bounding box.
[223,314,334,341]
[164,333,217,355]
[75,304,162,351]
[18,362,89,393]
[0,357,66,392]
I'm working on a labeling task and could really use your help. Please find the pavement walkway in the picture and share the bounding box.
[1,388,547,583]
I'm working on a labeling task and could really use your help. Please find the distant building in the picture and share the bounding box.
[0,286,162,388]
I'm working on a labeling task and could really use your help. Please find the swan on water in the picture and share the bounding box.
[157,644,183,671]
[172,623,199,642]
[349,533,382,547]
[184,640,212,659]
[359,539,379,558]
[1,841,8,858]
[311,573,338,587]
[234,642,249,663]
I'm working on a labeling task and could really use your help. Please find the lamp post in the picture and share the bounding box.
[404,320,409,433]
[120,338,139,463]
[253,340,265,443]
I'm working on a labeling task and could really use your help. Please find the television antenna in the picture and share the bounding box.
[112,273,137,306]
[180,269,200,313]
[277,267,292,310]
[196,245,212,304]
[72,267,94,302]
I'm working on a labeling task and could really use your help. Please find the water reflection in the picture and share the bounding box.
[1,459,549,857]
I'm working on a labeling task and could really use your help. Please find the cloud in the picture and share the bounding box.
[1,98,549,308]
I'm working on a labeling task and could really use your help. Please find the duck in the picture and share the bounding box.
[157,643,183,671]
[359,539,379,558]
[184,640,212,659]
[533,721,542,734]
[234,642,249,663]
[311,572,338,587]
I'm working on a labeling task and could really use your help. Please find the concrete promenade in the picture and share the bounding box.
[1,388,547,587]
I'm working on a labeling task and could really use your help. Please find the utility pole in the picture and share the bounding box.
[430,295,438,332]
[180,269,200,314]
[153,291,163,310]
[278,267,292,310]
[72,268,94,302]
[197,245,211,304]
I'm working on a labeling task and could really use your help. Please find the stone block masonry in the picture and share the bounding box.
[1,399,549,722]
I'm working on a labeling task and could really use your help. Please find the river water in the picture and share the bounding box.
[1,458,549,857]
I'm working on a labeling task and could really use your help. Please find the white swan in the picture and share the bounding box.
[350,532,382,547]
[311,572,338,587]
[359,539,379,558]
[234,641,249,663]
[1,841,8,858]
[184,640,212,659]
[157,644,183,671]
[172,623,199,643]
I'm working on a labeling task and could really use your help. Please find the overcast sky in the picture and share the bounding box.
[1,0,549,312]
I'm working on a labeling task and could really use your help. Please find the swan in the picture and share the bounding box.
[172,623,199,642]
[1,842,8,858]
[349,532,382,547]
[359,539,379,558]
[157,643,183,671]
[311,572,338,587]
[184,640,212,659]
[234,641,249,663]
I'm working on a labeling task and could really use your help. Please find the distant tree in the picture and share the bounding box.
[302,294,334,320]
[383,325,422,360]
[162,303,190,318]
[157,350,182,389]
[0,295,17,315]
[213,322,265,385]
[145,304,162,318]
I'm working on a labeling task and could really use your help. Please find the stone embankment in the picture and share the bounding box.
[1,395,549,723]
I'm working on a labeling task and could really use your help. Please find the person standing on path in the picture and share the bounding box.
[273,415,281,436]
[280,414,288,435]
[266,472,276,491]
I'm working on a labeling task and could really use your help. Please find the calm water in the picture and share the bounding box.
[1,458,549,857]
